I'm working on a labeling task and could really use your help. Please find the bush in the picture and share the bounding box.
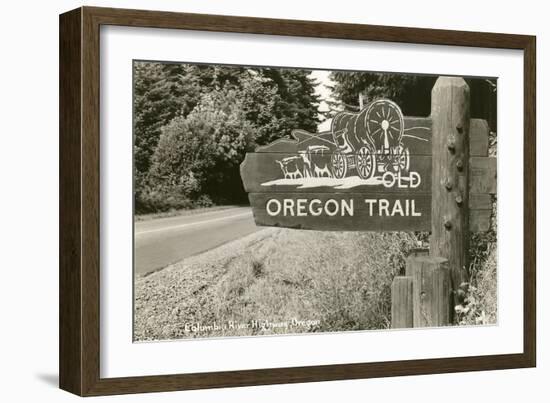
[209,230,420,335]
[310,232,418,331]
[140,89,255,212]
[455,242,497,325]
[455,195,498,325]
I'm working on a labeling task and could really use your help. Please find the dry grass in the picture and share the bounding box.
[456,193,498,325]
[455,240,497,325]
[475,244,497,322]
[134,228,419,340]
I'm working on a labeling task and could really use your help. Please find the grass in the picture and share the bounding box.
[455,192,498,326]
[134,229,420,340]
[455,242,497,325]
[134,206,498,339]
[474,243,497,322]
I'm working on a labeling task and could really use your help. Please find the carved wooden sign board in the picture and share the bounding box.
[240,99,496,232]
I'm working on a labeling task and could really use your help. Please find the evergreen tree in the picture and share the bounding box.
[257,68,320,142]
[146,88,255,209]
[133,62,321,211]
[134,62,204,177]
[328,72,435,116]
[329,71,496,126]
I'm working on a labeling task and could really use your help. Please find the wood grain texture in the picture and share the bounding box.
[81,6,102,396]
[248,192,491,232]
[241,153,432,193]
[469,189,493,232]
[59,8,82,395]
[470,193,492,210]
[391,277,414,328]
[523,35,537,367]
[77,6,534,49]
[470,157,497,193]
[58,5,536,396]
[469,119,490,157]
[407,248,430,258]
[241,153,495,195]
[249,193,431,231]
[469,210,492,232]
[430,77,470,292]
[409,257,452,327]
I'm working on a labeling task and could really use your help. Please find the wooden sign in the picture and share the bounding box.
[240,98,496,232]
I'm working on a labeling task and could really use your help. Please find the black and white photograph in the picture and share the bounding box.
[133,62,498,341]
[1,0,544,400]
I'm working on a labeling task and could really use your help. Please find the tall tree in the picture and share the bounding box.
[329,71,496,128]
[133,62,203,177]
[147,88,255,208]
[329,72,435,117]
[134,62,321,211]
[258,68,320,141]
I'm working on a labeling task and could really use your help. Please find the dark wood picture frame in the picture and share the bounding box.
[59,6,536,396]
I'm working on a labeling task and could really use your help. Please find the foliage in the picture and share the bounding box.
[328,72,497,128]
[134,229,421,340]
[210,230,420,334]
[134,62,320,212]
[138,88,254,212]
[454,242,497,325]
[328,72,435,116]
[134,62,203,177]
[329,71,499,328]
[455,195,498,325]
[238,68,320,145]
[309,232,419,331]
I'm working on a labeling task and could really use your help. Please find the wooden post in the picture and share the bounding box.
[430,77,470,294]
[409,256,452,327]
[391,277,413,328]
[403,248,428,276]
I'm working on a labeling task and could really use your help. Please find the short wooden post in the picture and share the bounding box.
[406,248,429,262]
[405,250,429,277]
[391,277,413,328]
[408,256,451,327]
[430,77,471,294]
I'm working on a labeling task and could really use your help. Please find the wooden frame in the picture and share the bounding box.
[59,6,536,396]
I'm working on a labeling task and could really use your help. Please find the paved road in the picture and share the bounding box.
[134,207,260,276]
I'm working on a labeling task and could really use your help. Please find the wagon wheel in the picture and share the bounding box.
[393,145,410,172]
[331,152,347,179]
[365,99,404,153]
[356,147,376,180]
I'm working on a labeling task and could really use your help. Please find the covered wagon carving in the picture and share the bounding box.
[330,99,410,179]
